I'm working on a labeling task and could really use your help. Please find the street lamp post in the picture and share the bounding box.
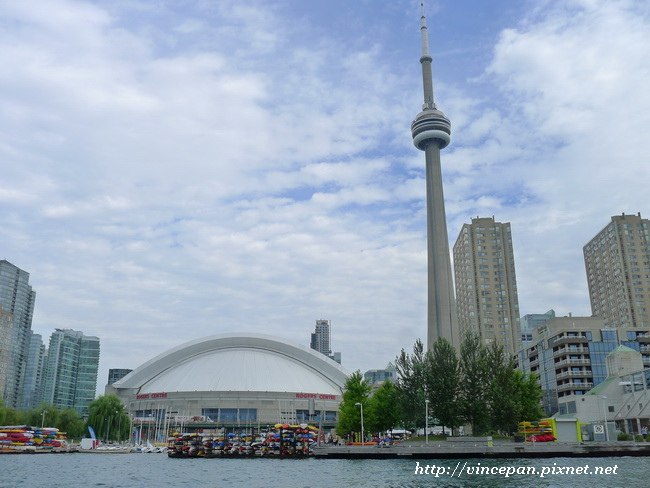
[41,410,47,429]
[601,396,610,442]
[355,402,364,445]
[425,399,430,444]
[116,410,120,443]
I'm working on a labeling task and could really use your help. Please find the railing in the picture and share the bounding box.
[553,346,590,357]
[557,382,594,392]
[556,371,593,380]
[555,358,591,367]
[550,335,589,346]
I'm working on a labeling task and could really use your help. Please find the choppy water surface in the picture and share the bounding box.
[0,453,646,488]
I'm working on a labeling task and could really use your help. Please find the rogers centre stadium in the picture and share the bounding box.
[107,333,350,434]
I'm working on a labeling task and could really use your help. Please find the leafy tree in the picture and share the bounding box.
[485,341,519,434]
[394,339,427,430]
[336,371,372,441]
[366,380,401,434]
[58,408,86,439]
[25,403,58,429]
[426,337,461,434]
[1,406,25,426]
[86,394,129,442]
[514,371,545,422]
[459,332,490,435]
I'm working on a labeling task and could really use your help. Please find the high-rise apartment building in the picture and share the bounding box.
[309,319,341,364]
[0,260,37,408]
[583,213,650,328]
[41,329,100,416]
[0,304,15,403]
[310,319,331,356]
[21,332,46,409]
[453,217,521,354]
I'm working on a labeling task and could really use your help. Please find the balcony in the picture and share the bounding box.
[557,382,594,392]
[554,358,591,367]
[550,334,589,346]
[553,346,590,357]
[556,370,593,380]
[636,334,650,343]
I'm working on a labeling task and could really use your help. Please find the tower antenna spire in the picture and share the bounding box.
[420,1,429,56]
[419,1,436,110]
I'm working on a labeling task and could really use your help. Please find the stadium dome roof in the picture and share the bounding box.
[113,333,350,395]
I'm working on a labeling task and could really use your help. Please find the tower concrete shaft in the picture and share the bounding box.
[411,2,459,349]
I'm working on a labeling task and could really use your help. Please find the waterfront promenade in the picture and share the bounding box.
[312,437,650,459]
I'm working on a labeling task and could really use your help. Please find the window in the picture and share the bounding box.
[202,408,219,421]
[296,409,311,422]
[220,409,237,422]
[239,408,257,422]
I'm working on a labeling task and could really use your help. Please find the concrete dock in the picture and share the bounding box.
[312,438,650,459]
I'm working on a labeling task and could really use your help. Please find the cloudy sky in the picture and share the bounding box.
[2,0,649,391]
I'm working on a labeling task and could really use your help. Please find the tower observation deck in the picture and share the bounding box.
[411,2,459,349]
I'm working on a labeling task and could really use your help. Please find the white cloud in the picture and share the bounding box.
[2,0,649,394]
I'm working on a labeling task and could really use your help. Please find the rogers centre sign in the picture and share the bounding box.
[136,392,168,400]
[295,393,337,400]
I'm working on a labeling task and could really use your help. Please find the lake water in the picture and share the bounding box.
[0,453,647,488]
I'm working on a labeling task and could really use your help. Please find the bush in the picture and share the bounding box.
[617,432,633,441]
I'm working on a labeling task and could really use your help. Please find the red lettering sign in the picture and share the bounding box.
[295,393,317,399]
[136,392,167,400]
[295,393,337,400]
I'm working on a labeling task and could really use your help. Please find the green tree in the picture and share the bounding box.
[1,406,26,426]
[336,371,372,441]
[25,404,58,429]
[485,341,519,434]
[86,394,129,442]
[58,408,86,439]
[514,371,545,422]
[366,380,401,434]
[459,332,490,435]
[394,339,427,430]
[426,337,461,434]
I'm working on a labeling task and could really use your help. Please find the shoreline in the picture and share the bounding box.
[312,441,650,459]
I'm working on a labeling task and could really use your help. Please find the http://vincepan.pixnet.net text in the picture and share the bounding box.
[414,461,618,478]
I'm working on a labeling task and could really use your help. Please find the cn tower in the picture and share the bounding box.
[411,2,459,349]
